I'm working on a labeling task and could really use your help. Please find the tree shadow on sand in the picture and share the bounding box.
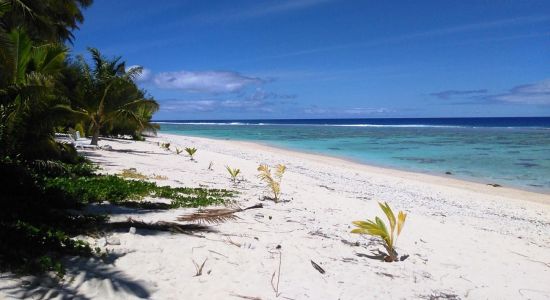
[0,256,152,299]
[0,221,216,299]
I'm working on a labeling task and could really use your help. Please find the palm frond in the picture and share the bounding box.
[178,208,241,224]
[257,163,286,202]
[178,203,262,224]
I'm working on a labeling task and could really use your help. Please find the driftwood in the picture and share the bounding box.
[107,218,214,235]
[178,203,263,224]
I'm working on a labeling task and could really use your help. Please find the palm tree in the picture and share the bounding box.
[0,29,72,158]
[74,48,158,145]
[0,0,93,43]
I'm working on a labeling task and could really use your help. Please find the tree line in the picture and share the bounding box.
[0,0,175,276]
[0,0,159,162]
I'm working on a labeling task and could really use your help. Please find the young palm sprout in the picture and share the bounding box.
[226,166,241,184]
[185,147,197,161]
[257,164,286,202]
[351,202,407,262]
[175,148,183,155]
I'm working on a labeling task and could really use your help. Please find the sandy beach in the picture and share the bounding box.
[2,133,549,299]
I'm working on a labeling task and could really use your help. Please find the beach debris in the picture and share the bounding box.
[319,184,335,191]
[309,229,330,239]
[351,202,407,262]
[208,161,214,170]
[240,242,256,249]
[101,144,113,150]
[226,238,242,247]
[119,168,169,181]
[178,203,263,224]
[119,168,147,179]
[310,260,325,274]
[185,147,197,161]
[150,174,168,180]
[419,291,460,300]
[109,218,214,235]
[230,294,263,300]
[487,183,502,187]
[129,227,136,234]
[341,239,360,247]
[271,251,282,297]
[257,164,286,203]
[226,166,241,184]
[275,245,281,250]
[375,271,395,278]
[106,237,121,245]
[445,171,452,175]
[192,258,207,277]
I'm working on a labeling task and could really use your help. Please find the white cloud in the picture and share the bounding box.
[152,70,263,93]
[304,106,391,115]
[161,100,218,112]
[488,79,550,105]
[158,89,287,113]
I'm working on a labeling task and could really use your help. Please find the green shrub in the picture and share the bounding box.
[44,174,233,207]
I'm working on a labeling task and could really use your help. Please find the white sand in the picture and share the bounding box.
[2,133,549,299]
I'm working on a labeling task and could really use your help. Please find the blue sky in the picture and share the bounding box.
[71,0,550,119]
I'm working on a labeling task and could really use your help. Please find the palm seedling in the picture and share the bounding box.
[351,202,407,262]
[175,148,183,155]
[257,164,286,203]
[161,142,170,150]
[185,147,197,161]
[226,166,241,184]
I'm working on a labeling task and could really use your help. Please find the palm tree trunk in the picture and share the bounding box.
[90,128,99,145]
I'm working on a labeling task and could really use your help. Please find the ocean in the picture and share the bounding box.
[157,117,550,192]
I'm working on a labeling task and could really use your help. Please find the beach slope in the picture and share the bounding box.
[2,133,549,299]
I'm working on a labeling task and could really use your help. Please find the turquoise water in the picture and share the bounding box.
[159,121,550,192]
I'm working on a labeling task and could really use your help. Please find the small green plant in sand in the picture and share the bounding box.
[175,148,183,155]
[185,147,197,160]
[351,202,407,262]
[257,164,286,202]
[161,142,170,150]
[226,166,241,184]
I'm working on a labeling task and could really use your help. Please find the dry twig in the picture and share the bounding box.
[310,260,325,274]
[271,251,282,297]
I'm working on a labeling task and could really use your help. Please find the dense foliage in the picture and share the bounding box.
[0,0,228,277]
[0,156,233,274]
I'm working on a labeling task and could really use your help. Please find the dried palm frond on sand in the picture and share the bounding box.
[178,203,263,224]
[108,217,214,234]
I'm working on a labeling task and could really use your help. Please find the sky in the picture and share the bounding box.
[71,0,550,120]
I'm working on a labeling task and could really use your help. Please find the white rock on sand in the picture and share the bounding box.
[1,133,549,299]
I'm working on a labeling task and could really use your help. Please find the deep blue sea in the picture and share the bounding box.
[157,117,550,192]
